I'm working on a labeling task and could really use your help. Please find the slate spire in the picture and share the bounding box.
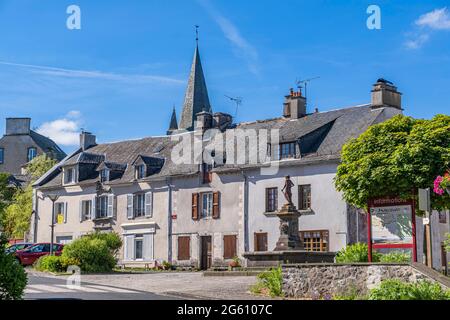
[178,43,212,131]
[167,106,178,135]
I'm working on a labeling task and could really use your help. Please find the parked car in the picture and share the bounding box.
[15,243,64,266]
[5,242,33,254]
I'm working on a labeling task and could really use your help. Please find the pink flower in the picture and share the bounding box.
[434,176,445,195]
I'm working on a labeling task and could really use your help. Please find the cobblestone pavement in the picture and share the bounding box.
[27,270,261,300]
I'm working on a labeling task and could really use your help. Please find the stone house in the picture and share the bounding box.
[0,117,66,185]
[32,41,426,269]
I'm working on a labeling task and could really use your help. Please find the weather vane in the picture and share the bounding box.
[195,25,199,44]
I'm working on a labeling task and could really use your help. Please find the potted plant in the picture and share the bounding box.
[434,172,450,196]
[229,256,241,269]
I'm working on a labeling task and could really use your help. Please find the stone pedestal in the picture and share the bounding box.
[274,203,303,251]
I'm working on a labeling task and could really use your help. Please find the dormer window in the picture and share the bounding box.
[100,169,109,183]
[64,167,76,185]
[278,142,297,160]
[136,164,146,179]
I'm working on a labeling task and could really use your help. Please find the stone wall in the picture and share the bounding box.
[282,263,449,299]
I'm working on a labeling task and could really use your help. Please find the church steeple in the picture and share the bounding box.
[167,106,178,135]
[178,30,212,131]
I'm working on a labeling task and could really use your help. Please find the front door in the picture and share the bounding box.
[200,236,212,270]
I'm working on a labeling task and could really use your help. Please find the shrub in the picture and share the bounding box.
[379,251,411,263]
[61,233,121,273]
[335,243,381,263]
[34,255,64,273]
[0,234,27,300]
[251,267,283,297]
[369,279,450,300]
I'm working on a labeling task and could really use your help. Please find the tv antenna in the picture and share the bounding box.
[296,76,320,105]
[225,95,243,119]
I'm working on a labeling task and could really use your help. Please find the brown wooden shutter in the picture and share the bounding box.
[223,235,237,259]
[177,236,191,260]
[212,191,220,219]
[192,193,199,220]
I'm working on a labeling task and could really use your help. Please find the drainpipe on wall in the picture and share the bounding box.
[166,178,173,263]
[31,188,39,243]
[241,170,249,253]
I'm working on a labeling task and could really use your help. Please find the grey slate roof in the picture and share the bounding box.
[30,130,66,161]
[178,45,212,131]
[36,104,390,189]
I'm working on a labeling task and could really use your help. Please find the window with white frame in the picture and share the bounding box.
[134,234,144,260]
[64,167,76,184]
[27,147,37,162]
[124,233,154,261]
[134,193,145,217]
[200,192,213,218]
[80,200,92,221]
[96,196,108,218]
[136,164,146,179]
[54,202,66,224]
[100,169,109,182]
[278,142,297,160]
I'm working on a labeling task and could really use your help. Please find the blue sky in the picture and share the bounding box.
[0,0,449,153]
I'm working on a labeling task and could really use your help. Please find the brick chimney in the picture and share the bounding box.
[80,131,96,150]
[5,118,31,135]
[371,79,402,109]
[283,88,306,119]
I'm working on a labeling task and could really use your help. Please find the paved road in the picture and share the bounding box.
[25,274,180,300]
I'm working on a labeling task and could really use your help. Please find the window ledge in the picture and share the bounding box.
[263,212,278,217]
[93,217,113,222]
[298,209,314,215]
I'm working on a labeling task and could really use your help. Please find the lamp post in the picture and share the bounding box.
[47,194,60,255]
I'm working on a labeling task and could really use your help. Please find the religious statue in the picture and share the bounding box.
[281,175,295,205]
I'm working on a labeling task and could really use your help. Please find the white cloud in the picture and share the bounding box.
[404,33,430,49]
[404,7,450,50]
[36,111,82,146]
[0,61,184,85]
[197,0,260,75]
[416,7,450,30]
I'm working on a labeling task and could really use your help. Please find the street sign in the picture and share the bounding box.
[57,214,64,224]
[418,188,431,213]
[423,217,430,225]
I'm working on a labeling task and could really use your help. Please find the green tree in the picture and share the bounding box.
[0,234,27,300]
[0,173,16,229]
[335,114,450,211]
[2,155,56,238]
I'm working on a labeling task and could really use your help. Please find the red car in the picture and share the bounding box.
[15,243,64,266]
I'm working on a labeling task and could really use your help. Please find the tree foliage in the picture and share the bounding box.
[0,234,27,300]
[0,173,16,228]
[2,155,56,238]
[335,114,450,210]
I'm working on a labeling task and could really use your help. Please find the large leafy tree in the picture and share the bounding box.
[335,114,450,211]
[2,155,56,238]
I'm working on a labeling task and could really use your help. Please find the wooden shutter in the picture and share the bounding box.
[145,192,153,217]
[177,236,191,260]
[127,194,134,219]
[192,193,199,220]
[107,194,114,218]
[212,191,221,219]
[223,235,237,259]
[254,233,268,252]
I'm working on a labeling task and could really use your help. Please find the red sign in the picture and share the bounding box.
[367,196,417,262]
